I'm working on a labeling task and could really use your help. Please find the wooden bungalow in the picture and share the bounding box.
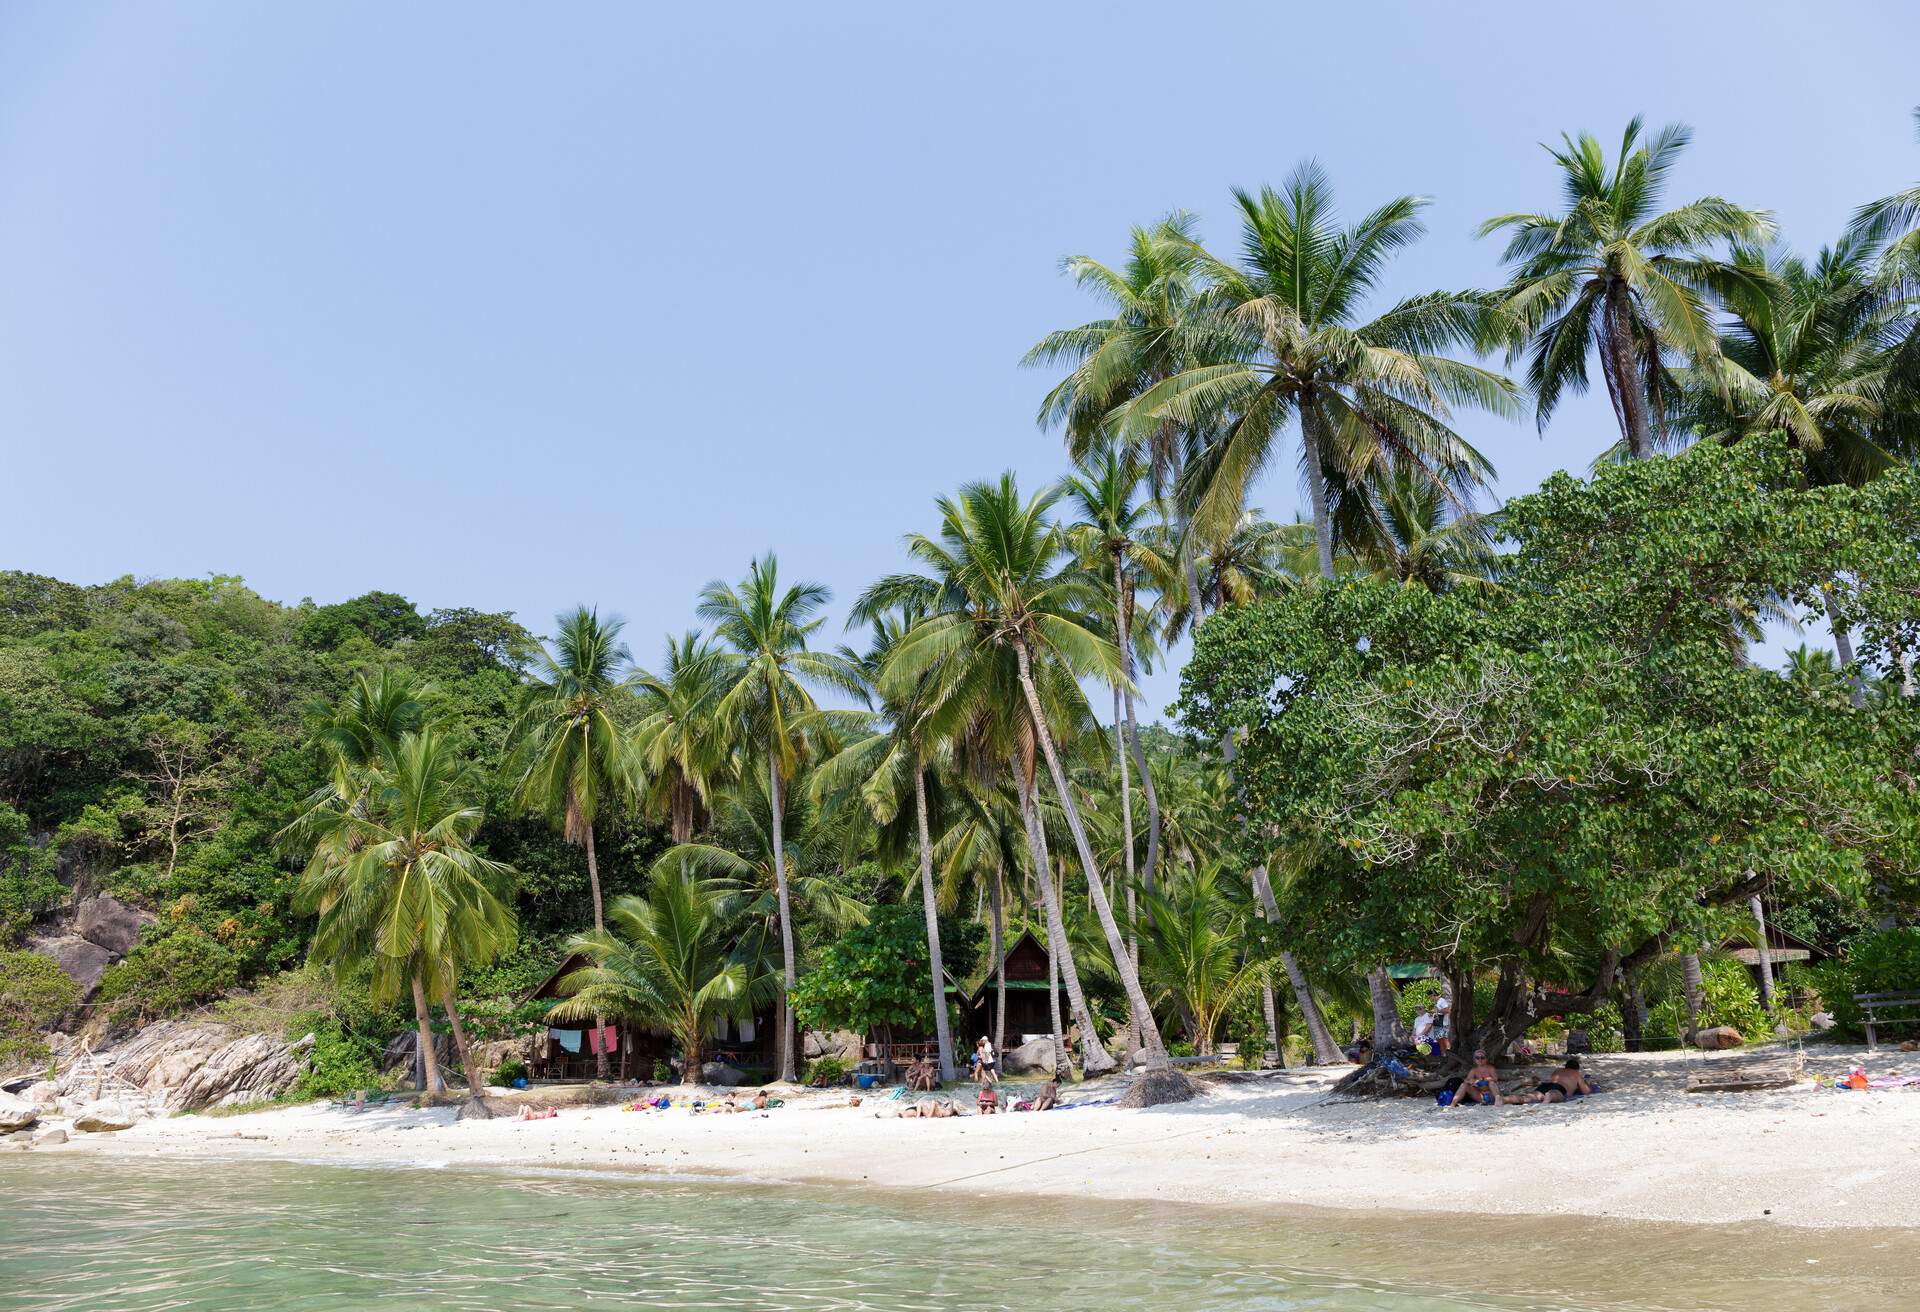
[962,929,1058,1047]
[520,952,776,1081]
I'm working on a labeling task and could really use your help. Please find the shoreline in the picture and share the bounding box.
[34,1042,1920,1233]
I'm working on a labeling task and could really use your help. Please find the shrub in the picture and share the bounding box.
[95,927,240,1023]
[803,1055,848,1087]
[0,948,79,1071]
[1646,959,1770,1044]
[492,1057,527,1086]
[1805,928,1920,1039]
[289,1015,382,1100]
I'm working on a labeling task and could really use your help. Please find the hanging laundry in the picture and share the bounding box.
[588,1025,619,1055]
[549,1027,583,1054]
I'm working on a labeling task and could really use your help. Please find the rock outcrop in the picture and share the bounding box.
[1001,1037,1056,1076]
[72,895,154,956]
[26,894,157,999]
[0,1091,38,1131]
[698,1061,746,1086]
[26,935,117,998]
[66,1020,305,1112]
[30,1126,68,1147]
[72,1099,137,1132]
[802,1029,862,1064]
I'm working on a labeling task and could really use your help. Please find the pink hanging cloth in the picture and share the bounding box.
[587,1025,618,1056]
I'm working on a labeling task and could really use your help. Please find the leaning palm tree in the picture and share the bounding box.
[631,632,735,843]
[1126,164,1516,581]
[505,606,635,1078]
[296,730,518,1100]
[884,474,1172,1071]
[554,870,771,1084]
[1481,117,1773,458]
[697,555,860,1082]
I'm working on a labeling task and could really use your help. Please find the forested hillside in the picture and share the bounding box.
[0,573,654,1019]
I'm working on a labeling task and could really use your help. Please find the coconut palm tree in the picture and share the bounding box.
[811,610,965,1081]
[1061,450,1172,894]
[695,559,857,1083]
[1670,238,1916,701]
[1341,462,1501,593]
[883,474,1173,1071]
[1850,107,1920,281]
[506,606,636,1078]
[296,729,518,1100]
[1481,117,1772,459]
[631,632,734,843]
[1135,863,1273,1054]
[1127,164,1515,581]
[554,870,771,1084]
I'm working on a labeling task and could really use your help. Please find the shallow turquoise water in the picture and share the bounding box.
[0,1157,1910,1310]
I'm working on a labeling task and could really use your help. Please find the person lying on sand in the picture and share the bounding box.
[1523,1054,1594,1103]
[751,1090,770,1110]
[1450,1049,1506,1108]
[517,1107,557,1121]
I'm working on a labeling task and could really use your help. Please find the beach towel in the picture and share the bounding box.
[549,1027,583,1053]
[587,1025,618,1056]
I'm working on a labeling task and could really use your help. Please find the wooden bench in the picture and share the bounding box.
[1855,991,1920,1052]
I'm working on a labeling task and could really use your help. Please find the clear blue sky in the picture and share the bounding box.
[4,2,1916,716]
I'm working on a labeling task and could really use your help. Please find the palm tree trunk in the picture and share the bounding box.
[440,980,486,1098]
[583,820,611,1079]
[1603,283,1654,459]
[682,1010,703,1085]
[991,860,1006,1056]
[1750,892,1776,1012]
[1301,402,1338,582]
[1247,861,1343,1064]
[1824,586,1867,709]
[410,974,444,1099]
[1015,640,1169,1070]
[1111,682,1142,1058]
[1113,565,1161,892]
[1020,778,1112,1075]
[1260,982,1280,1067]
[912,760,956,1082]
[767,748,798,1083]
[1368,967,1401,1047]
[1681,949,1705,1041]
[1045,899,1065,1074]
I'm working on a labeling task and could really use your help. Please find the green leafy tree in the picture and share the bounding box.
[631,633,734,844]
[791,904,983,1050]
[1179,437,1920,1055]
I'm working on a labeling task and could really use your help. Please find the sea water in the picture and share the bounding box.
[0,1157,1911,1310]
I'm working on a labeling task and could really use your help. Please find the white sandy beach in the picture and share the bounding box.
[39,1044,1920,1232]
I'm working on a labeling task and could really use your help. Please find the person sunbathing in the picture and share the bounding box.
[1450,1049,1506,1108]
[1030,1081,1058,1111]
[1526,1054,1594,1103]
[751,1090,770,1110]
[976,1085,999,1114]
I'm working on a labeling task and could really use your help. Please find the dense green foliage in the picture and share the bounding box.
[0,948,79,1067]
[1807,928,1920,1038]
[792,905,983,1041]
[1179,439,1920,1049]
